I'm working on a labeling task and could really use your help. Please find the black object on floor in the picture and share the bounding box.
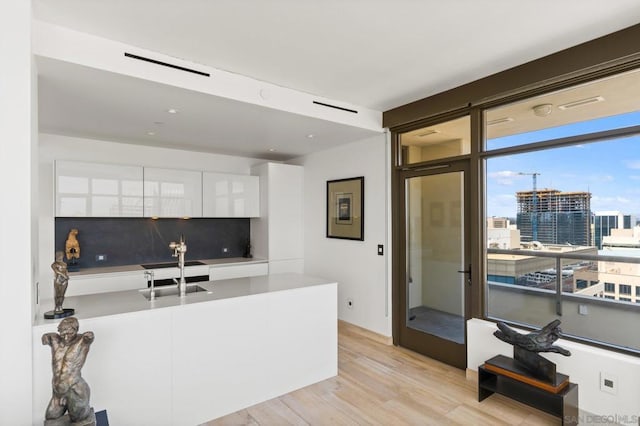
[96,410,109,426]
[44,308,75,320]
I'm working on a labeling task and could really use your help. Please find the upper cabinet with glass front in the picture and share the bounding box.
[55,160,144,217]
[143,167,203,218]
[202,172,260,217]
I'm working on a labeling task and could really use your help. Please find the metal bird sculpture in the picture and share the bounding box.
[494,319,571,356]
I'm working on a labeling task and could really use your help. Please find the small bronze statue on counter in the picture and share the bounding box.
[44,251,75,320]
[65,228,80,271]
[494,319,571,383]
[42,317,96,426]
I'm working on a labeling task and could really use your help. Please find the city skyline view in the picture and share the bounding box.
[486,110,640,220]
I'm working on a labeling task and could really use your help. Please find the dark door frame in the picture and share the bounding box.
[396,160,472,369]
[390,109,484,370]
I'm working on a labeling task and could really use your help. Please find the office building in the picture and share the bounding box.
[516,189,591,246]
[594,211,636,249]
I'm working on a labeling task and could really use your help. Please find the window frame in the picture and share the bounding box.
[387,23,640,355]
[479,79,640,355]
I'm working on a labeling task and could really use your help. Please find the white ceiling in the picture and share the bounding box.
[33,0,640,160]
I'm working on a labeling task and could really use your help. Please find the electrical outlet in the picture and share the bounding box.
[600,372,617,394]
[95,254,107,262]
[578,304,588,315]
[347,298,353,309]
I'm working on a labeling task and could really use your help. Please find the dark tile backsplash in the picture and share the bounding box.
[54,217,250,269]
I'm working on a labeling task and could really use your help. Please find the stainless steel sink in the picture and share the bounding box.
[140,284,211,300]
[141,260,206,269]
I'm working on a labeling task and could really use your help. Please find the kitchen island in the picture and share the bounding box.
[33,273,337,425]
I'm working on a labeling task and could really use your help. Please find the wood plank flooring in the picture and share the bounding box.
[203,321,559,425]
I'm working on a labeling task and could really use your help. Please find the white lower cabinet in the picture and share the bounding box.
[66,272,147,297]
[32,277,337,425]
[209,262,268,281]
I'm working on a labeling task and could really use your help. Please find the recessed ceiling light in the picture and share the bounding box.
[167,108,179,114]
[417,129,440,137]
[532,104,553,117]
[558,96,604,110]
[268,148,276,152]
[487,117,514,126]
[307,134,314,139]
[146,131,156,136]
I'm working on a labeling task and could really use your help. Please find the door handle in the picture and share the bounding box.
[457,264,472,286]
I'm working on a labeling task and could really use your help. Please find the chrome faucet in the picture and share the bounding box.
[144,270,156,301]
[169,235,188,297]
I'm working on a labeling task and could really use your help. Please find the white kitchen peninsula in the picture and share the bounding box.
[32,273,337,425]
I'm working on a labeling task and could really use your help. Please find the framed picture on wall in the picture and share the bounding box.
[326,176,364,240]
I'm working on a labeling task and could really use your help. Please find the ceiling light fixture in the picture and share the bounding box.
[558,96,604,110]
[532,104,553,117]
[307,134,314,139]
[268,148,276,152]
[167,108,179,114]
[487,117,514,126]
[146,131,156,136]
[417,129,440,137]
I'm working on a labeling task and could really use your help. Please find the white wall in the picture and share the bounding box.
[291,134,392,336]
[468,318,640,420]
[38,133,267,301]
[33,21,381,132]
[0,1,34,424]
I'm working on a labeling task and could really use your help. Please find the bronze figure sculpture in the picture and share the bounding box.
[65,228,80,262]
[44,252,75,320]
[42,317,96,426]
[65,228,80,271]
[52,252,69,313]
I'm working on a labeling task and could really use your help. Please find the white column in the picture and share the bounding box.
[0,1,34,424]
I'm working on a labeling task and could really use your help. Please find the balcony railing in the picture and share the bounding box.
[487,248,640,354]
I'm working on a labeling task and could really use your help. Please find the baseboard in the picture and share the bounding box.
[338,320,393,345]
[466,368,478,382]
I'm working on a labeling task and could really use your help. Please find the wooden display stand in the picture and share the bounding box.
[479,355,578,425]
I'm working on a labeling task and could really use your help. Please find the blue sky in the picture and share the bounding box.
[486,111,640,218]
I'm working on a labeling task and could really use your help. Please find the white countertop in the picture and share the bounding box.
[35,273,334,326]
[68,257,268,277]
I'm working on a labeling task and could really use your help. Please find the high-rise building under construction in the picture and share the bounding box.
[516,189,591,246]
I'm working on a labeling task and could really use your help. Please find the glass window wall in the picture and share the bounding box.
[484,68,640,353]
[399,116,470,165]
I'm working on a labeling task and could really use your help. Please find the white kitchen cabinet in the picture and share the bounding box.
[250,163,304,273]
[33,275,337,425]
[55,160,144,217]
[202,172,260,217]
[209,262,268,281]
[143,167,203,217]
[66,271,148,297]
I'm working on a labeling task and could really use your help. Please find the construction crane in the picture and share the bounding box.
[518,172,541,241]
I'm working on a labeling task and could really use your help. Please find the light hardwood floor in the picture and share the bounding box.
[203,321,559,425]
